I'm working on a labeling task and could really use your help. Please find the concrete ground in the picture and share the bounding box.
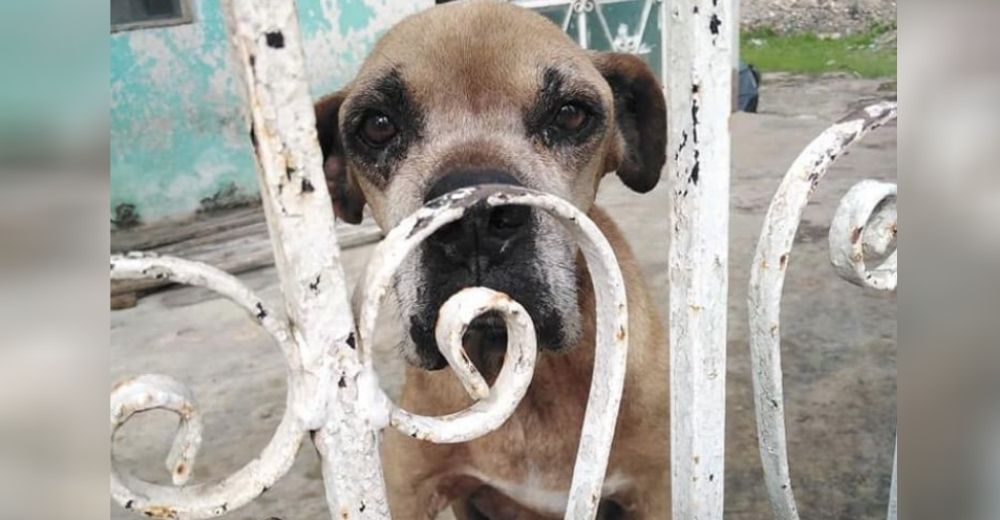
[111,74,896,520]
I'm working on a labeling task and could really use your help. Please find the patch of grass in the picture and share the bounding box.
[741,24,896,78]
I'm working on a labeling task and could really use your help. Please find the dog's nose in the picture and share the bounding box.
[424,169,531,264]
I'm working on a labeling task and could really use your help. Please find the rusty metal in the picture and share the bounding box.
[110,5,632,513]
[109,0,899,518]
[665,0,733,518]
[748,101,898,520]
[110,254,306,519]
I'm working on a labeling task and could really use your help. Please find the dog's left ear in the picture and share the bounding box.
[592,52,667,193]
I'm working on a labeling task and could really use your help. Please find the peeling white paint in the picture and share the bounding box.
[747,101,897,520]
[666,1,732,518]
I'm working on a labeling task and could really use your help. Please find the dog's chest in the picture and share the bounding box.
[458,371,627,515]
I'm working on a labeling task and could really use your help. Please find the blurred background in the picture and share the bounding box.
[0,0,994,519]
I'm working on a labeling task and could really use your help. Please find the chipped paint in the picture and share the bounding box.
[111,0,430,221]
[666,1,732,519]
[747,101,897,520]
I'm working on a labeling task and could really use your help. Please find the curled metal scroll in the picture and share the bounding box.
[829,179,897,292]
[111,186,629,520]
[353,185,630,519]
[748,101,897,520]
[110,254,309,519]
[551,0,656,54]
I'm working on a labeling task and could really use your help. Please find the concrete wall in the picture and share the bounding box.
[111,0,431,225]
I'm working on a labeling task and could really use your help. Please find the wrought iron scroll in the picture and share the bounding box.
[514,0,658,54]
[110,3,630,520]
[748,101,898,520]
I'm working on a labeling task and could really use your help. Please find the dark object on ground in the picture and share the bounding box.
[739,60,761,112]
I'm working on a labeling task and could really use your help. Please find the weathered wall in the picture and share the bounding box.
[111,0,431,225]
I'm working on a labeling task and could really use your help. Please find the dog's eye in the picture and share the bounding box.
[359,112,397,146]
[554,103,589,133]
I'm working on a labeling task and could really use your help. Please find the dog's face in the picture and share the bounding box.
[315,1,665,370]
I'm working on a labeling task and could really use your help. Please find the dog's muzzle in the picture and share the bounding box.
[423,169,532,270]
[405,169,562,373]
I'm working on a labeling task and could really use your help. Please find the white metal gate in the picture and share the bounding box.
[109,1,897,518]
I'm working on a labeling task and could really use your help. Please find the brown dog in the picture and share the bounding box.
[314,1,668,518]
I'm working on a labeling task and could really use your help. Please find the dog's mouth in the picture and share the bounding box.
[461,311,509,380]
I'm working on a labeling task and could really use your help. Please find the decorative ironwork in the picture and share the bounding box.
[515,0,658,54]
[110,4,630,519]
[748,101,898,520]
[108,0,897,519]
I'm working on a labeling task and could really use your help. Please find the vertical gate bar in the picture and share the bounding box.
[223,0,390,518]
[730,0,741,111]
[887,438,897,520]
[665,0,732,518]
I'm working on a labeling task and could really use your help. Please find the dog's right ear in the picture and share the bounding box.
[591,52,666,194]
[315,91,366,224]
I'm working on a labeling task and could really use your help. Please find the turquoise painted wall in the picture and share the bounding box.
[111,0,431,224]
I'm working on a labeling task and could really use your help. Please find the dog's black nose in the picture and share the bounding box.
[424,169,531,265]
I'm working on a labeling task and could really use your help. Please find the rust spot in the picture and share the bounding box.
[779,254,788,268]
[112,379,133,393]
[141,506,178,519]
[174,463,186,475]
[851,226,863,244]
[616,325,626,341]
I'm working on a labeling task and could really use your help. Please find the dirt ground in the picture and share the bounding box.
[111,74,896,520]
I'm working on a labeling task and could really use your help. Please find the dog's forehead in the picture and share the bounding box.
[352,2,603,111]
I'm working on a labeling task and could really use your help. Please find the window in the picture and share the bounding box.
[111,0,192,32]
